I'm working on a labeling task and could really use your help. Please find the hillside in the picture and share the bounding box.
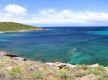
[0,22,43,32]
[0,51,108,80]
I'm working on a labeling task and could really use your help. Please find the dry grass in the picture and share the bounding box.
[0,56,108,80]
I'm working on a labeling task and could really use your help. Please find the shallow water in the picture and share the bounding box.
[0,27,108,66]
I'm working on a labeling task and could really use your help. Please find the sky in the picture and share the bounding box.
[0,0,108,26]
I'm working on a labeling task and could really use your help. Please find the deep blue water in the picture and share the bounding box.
[0,27,108,66]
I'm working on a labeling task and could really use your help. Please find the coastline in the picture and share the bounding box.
[0,22,44,33]
[0,28,43,33]
[0,51,108,80]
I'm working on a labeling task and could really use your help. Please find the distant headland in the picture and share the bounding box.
[0,22,43,33]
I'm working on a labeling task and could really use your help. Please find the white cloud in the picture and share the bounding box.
[5,4,27,15]
[0,4,108,26]
[30,9,108,25]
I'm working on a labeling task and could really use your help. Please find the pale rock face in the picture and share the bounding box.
[46,62,77,69]
[0,51,10,56]
[28,65,43,71]
[0,51,26,61]
[46,62,105,70]
[91,64,99,67]
[12,57,26,61]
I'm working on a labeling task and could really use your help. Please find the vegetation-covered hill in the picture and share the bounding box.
[0,51,108,80]
[0,22,43,32]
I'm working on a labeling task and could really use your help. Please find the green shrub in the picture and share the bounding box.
[95,74,108,80]
[87,66,106,76]
[74,65,88,70]
[59,69,74,80]
[31,70,44,79]
[74,72,87,77]
[9,66,21,78]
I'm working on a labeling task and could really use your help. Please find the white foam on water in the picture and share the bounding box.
[44,29,53,30]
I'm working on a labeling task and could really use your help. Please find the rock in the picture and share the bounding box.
[46,62,77,69]
[66,64,77,68]
[58,64,67,69]
[0,51,27,61]
[6,54,18,57]
[0,73,9,80]
[0,51,10,56]
[28,65,40,71]
[12,57,26,61]
[0,51,18,57]
[54,62,67,69]
[91,64,99,67]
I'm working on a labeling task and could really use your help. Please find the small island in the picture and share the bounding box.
[0,22,43,32]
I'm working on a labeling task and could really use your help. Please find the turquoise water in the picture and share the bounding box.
[0,27,108,66]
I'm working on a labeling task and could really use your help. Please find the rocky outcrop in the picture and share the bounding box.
[0,51,26,61]
[46,62,100,70]
[12,57,26,61]
[27,65,43,71]
[46,62,77,69]
[0,51,10,56]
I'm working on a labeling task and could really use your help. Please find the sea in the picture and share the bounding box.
[0,27,108,66]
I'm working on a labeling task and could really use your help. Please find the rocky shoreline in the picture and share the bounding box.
[0,51,102,69]
[0,51,26,61]
[0,28,43,34]
[0,51,108,80]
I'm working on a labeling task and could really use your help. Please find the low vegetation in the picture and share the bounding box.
[0,22,43,32]
[0,56,108,80]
